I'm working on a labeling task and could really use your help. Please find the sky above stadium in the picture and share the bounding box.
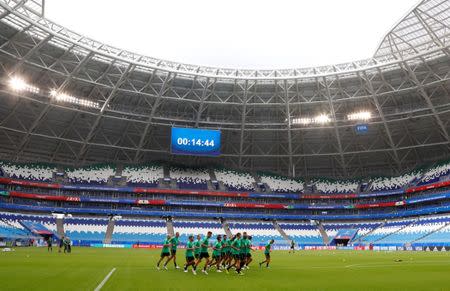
[46,0,418,69]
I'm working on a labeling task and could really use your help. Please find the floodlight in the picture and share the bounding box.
[314,114,330,124]
[8,77,40,93]
[347,111,372,121]
[49,89,100,109]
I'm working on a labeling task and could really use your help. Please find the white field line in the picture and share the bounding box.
[94,267,116,291]
[306,260,450,269]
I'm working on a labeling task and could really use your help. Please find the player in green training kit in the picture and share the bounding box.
[225,235,234,268]
[156,235,172,270]
[244,235,253,269]
[194,234,201,261]
[165,232,180,269]
[220,234,229,268]
[194,231,212,275]
[184,235,197,275]
[259,239,275,268]
[227,232,243,275]
[208,235,223,272]
[239,233,248,271]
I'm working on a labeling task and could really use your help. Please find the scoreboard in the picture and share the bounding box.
[171,127,221,156]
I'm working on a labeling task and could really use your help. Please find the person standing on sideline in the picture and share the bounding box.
[58,235,65,253]
[289,240,295,253]
[46,236,53,252]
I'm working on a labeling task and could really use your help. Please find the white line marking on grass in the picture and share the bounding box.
[308,260,450,270]
[94,267,116,291]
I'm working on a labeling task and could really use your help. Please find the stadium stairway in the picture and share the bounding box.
[166,218,174,236]
[56,217,64,237]
[220,218,233,237]
[272,220,292,244]
[352,221,386,243]
[55,166,66,183]
[163,165,171,180]
[115,165,123,177]
[207,169,216,190]
[411,221,450,244]
[252,173,262,191]
[103,217,115,244]
[316,221,330,245]
[373,219,418,243]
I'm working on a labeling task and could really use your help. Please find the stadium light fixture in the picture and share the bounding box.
[291,117,312,125]
[8,77,40,93]
[291,114,331,125]
[50,89,100,109]
[347,111,372,121]
[313,114,331,124]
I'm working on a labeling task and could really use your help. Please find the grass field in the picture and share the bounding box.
[1,247,450,290]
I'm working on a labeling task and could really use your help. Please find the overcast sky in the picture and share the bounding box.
[45,0,418,69]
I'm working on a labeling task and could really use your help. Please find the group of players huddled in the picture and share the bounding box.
[156,231,274,275]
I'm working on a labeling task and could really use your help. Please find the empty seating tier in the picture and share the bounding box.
[0,162,56,182]
[228,221,285,246]
[312,179,359,194]
[122,164,164,187]
[66,164,115,185]
[259,173,304,193]
[370,171,422,191]
[170,167,210,190]
[112,218,167,244]
[215,168,255,191]
[278,222,323,245]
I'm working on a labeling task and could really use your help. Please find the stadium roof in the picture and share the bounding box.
[44,0,417,69]
[0,0,448,178]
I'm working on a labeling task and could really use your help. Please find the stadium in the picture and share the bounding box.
[0,0,450,290]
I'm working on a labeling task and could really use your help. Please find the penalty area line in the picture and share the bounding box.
[94,267,116,291]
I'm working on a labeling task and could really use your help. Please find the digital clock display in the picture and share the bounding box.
[171,127,221,156]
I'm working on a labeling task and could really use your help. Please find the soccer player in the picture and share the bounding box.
[165,232,180,269]
[227,235,236,268]
[194,231,212,275]
[245,235,253,268]
[226,232,243,275]
[156,235,172,270]
[46,236,53,252]
[259,239,275,268]
[184,235,197,275]
[194,234,201,261]
[240,233,249,270]
[209,235,223,272]
[220,234,229,268]
[289,240,295,253]
[58,235,64,253]
[63,236,71,253]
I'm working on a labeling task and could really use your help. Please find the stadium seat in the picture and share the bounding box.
[312,178,359,194]
[376,216,450,245]
[111,218,167,244]
[259,173,304,193]
[173,219,223,243]
[170,167,210,190]
[277,222,323,245]
[0,162,56,182]
[122,164,164,187]
[66,164,115,185]
[227,221,286,246]
[64,217,108,244]
[418,162,450,186]
[369,171,422,191]
[214,168,255,191]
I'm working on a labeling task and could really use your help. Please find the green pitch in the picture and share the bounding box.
[1,247,450,290]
